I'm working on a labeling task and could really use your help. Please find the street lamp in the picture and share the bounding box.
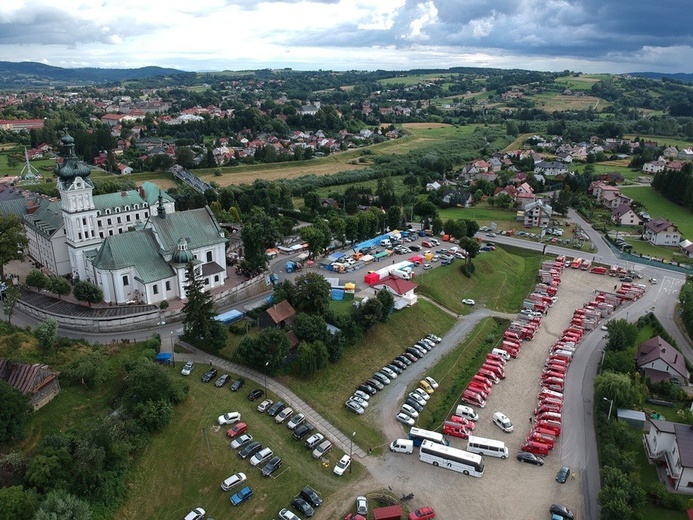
[350,431,356,473]
[170,331,175,366]
[264,361,270,397]
[603,397,614,420]
[599,348,606,375]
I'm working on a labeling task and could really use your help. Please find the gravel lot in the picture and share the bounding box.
[348,267,625,520]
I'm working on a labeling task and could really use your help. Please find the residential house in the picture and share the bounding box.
[611,204,642,226]
[678,148,693,161]
[663,146,679,159]
[534,161,569,177]
[523,199,553,228]
[636,336,689,386]
[258,300,297,329]
[515,182,536,209]
[679,239,693,259]
[425,181,441,191]
[372,275,418,308]
[601,190,632,209]
[642,160,666,174]
[642,218,681,246]
[643,420,693,494]
[101,113,127,127]
[0,360,60,410]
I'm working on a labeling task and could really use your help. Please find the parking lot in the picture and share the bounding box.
[342,267,626,519]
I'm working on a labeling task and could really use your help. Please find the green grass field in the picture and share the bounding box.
[118,371,366,520]
[553,75,604,91]
[417,245,543,314]
[623,135,693,150]
[621,186,693,239]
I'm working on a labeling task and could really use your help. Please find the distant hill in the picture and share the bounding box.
[627,71,693,84]
[0,61,188,88]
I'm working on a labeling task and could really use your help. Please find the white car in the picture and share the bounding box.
[400,403,419,418]
[492,411,514,433]
[250,447,273,466]
[286,413,305,430]
[353,390,370,401]
[333,454,351,475]
[462,298,476,305]
[425,376,439,389]
[396,412,415,426]
[221,472,247,491]
[256,399,273,412]
[184,508,205,520]
[426,333,442,343]
[304,433,324,449]
[380,366,397,379]
[218,412,241,425]
[349,395,369,408]
[356,496,368,516]
[422,263,432,270]
[278,508,301,520]
[408,392,426,407]
[181,361,194,376]
[413,387,430,401]
[275,407,294,424]
[230,433,253,450]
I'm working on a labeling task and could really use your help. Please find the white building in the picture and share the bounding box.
[644,420,693,495]
[642,218,681,247]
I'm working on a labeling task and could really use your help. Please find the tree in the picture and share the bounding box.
[34,319,58,350]
[355,297,384,329]
[241,208,281,271]
[73,280,103,307]
[0,381,31,443]
[175,146,195,170]
[293,272,331,315]
[300,225,327,259]
[387,206,402,232]
[236,328,290,375]
[605,319,638,352]
[0,485,37,520]
[63,350,111,389]
[34,490,92,520]
[2,285,20,325]
[431,216,443,236]
[295,340,329,376]
[595,371,646,409]
[443,219,467,240]
[292,313,329,343]
[26,269,48,290]
[413,200,438,221]
[376,289,395,320]
[0,214,28,280]
[303,191,320,214]
[182,263,215,343]
[47,276,71,299]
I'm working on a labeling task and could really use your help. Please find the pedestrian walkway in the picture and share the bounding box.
[177,340,367,459]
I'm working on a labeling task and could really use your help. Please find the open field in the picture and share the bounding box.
[529,93,602,112]
[118,371,366,520]
[623,135,693,150]
[279,299,457,452]
[620,186,693,239]
[553,75,605,91]
[417,245,543,315]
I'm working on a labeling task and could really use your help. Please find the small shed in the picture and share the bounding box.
[373,504,403,520]
[617,408,646,430]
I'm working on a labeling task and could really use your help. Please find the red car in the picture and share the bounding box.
[226,422,248,438]
[344,515,366,520]
[409,507,436,520]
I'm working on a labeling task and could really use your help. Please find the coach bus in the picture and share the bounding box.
[466,435,509,459]
[408,427,449,447]
[419,440,484,477]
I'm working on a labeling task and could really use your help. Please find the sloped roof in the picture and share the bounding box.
[0,197,28,217]
[637,336,689,379]
[92,229,174,283]
[0,360,58,396]
[149,206,226,253]
[373,275,418,296]
[93,181,174,213]
[611,203,637,219]
[265,300,296,324]
[644,217,677,234]
[23,199,64,238]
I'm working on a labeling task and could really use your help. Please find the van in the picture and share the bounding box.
[443,421,470,439]
[380,239,392,248]
[312,439,332,459]
[430,238,440,246]
[456,404,479,421]
[538,389,565,401]
[491,348,511,361]
[520,440,549,456]
[422,241,433,248]
[391,269,411,280]
[537,411,562,423]
[389,438,414,454]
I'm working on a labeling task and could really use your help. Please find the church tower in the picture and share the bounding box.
[55,129,99,280]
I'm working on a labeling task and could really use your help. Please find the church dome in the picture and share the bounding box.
[171,236,194,265]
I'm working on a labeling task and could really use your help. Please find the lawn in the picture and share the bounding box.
[118,370,366,520]
[621,186,693,239]
[438,205,522,225]
[279,299,456,453]
[416,245,543,314]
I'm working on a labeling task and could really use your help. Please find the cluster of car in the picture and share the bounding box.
[275,485,323,519]
[346,333,441,415]
[396,376,439,426]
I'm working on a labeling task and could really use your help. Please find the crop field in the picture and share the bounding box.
[553,75,606,91]
[529,92,602,112]
[377,73,448,86]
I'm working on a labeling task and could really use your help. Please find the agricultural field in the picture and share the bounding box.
[620,186,693,239]
[528,92,603,112]
[553,74,608,91]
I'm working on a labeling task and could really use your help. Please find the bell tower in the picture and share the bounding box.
[55,128,99,280]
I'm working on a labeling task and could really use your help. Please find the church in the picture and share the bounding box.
[18,130,228,305]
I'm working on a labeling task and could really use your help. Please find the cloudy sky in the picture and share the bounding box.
[0,0,691,74]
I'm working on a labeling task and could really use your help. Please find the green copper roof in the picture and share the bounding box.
[93,182,174,213]
[92,229,174,283]
[150,207,226,253]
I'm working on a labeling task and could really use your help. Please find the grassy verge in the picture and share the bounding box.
[119,372,366,520]
[621,186,693,240]
[417,245,543,314]
[279,300,456,452]
[417,317,508,431]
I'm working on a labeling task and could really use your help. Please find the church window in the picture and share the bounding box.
[78,232,82,240]
[204,278,210,286]
[122,275,129,286]
[153,284,159,295]
[206,251,213,262]
[105,209,111,214]
[134,204,139,209]
[117,216,121,224]
[82,218,87,225]
[124,206,130,211]
[107,218,112,225]
[99,232,104,238]
[118,228,123,234]
[214,275,220,283]
[165,281,171,291]
[115,207,120,213]
[144,212,149,218]
[135,213,140,220]
[109,230,114,236]
[126,215,131,222]
[97,220,102,226]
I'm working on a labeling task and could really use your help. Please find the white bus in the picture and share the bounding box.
[419,440,484,477]
[466,435,509,459]
[408,427,449,447]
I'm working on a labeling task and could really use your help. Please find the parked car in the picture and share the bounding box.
[267,401,286,417]
[391,359,408,370]
[287,413,305,430]
[395,355,412,366]
[304,433,324,449]
[278,508,301,520]
[312,439,332,459]
[333,454,351,475]
[353,390,371,401]
[516,451,544,465]
[380,366,398,379]
[221,471,247,491]
[408,392,426,407]
[275,407,294,424]
[492,412,514,433]
[257,399,273,412]
[422,263,432,270]
[218,412,241,425]
[419,379,434,394]
[250,447,273,466]
[215,374,230,387]
[426,333,442,343]
[462,298,476,305]
[549,503,575,519]
[356,496,368,516]
[556,466,571,483]
[385,363,403,375]
[405,398,424,413]
[231,433,253,450]
[247,388,264,401]
[261,455,283,477]
[300,485,323,507]
[292,496,315,517]
[181,361,194,376]
[226,422,248,438]
[230,486,253,506]
[292,423,314,440]
[201,368,217,383]
[424,376,439,389]
[366,378,384,390]
[357,383,377,395]
[184,507,205,520]
[349,395,369,408]
[409,507,436,519]
[230,378,245,391]
[413,388,430,401]
[238,441,262,459]
[396,412,415,426]
[400,403,419,418]
[345,400,365,415]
